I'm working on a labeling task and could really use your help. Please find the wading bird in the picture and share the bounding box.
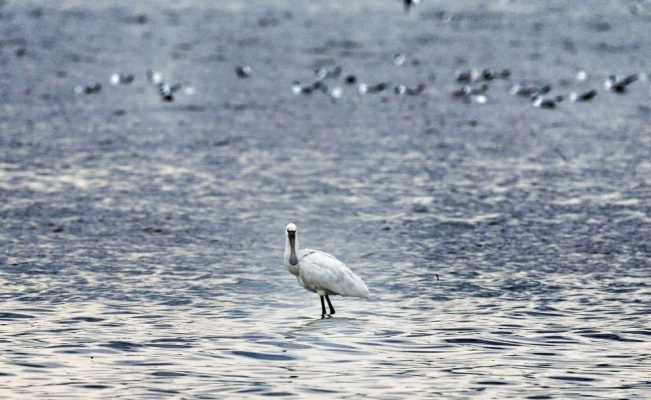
[284,223,370,317]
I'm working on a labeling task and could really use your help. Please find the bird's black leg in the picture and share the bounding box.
[320,296,326,318]
[325,294,335,315]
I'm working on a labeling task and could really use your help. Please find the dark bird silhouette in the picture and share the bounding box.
[403,0,421,14]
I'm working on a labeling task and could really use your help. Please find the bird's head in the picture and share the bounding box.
[286,223,299,266]
[286,223,297,238]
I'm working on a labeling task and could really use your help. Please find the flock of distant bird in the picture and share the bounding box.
[72,0,645,117]
[74,70,195,102]
[451,68,640,109]
[75,63,643,115]
[280,59,644,112]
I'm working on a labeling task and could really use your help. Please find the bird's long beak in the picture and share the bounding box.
[288,232,298,265]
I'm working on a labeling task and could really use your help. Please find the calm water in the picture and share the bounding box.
[1,0,650,398]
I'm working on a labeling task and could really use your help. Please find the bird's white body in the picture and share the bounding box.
[289,248,370,298]
[284,223,369,315]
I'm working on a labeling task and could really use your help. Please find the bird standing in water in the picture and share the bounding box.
[284,223,370,317]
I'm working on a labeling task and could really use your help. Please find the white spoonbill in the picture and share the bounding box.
[284,223,370,317]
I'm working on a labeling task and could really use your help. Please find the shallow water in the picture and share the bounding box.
[1,0,651,398]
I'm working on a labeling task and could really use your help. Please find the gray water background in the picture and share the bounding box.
[1,0,650,398]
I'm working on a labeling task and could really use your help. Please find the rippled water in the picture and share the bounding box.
[1,0,651,398]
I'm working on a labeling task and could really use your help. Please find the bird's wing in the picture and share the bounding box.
[298,249,370,298]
